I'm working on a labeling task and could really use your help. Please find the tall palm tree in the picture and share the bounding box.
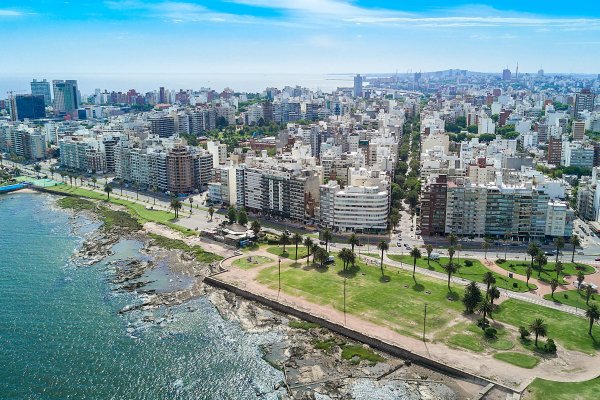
[170,197,182,218]
[322,229,332,252]
[550,279,559,299]
[478,298,493,321]
[316,247,328,269]
[292,233,302,261]
[377,240,389,278]
[555,261,564,281]
[348,234,359,265]
[442,262,458,290]
[483,271,496,295]
[425,244,433,266]
[33,163,41,178]
[483,238,490,259]
[586,304,600,335]
[188,197,194,214]
[119,179,124,196]
[527,243,539,270]
[586,284,594,306]
[410,247,421,278]
[489,286,500,306]
[304,237,312,265]
[526,266,533,287]
[339,248,353,272]
[577,271,585,292]
[448,246,455,264]
[571,235,581,263]
[311,242,319,263]
[208,206,215,221]
[280,232,290,253]
[91,176,97,189]
[535,253,547,278]
[103,184,112,200]
[554,237,565,264]
[529,318,548,347]
[448,233,458,248]
[49,166,55,179]
[251,220,261,237]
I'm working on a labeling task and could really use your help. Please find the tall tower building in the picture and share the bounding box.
[15,94,46,120]
[31,79,52,106]
[573,121,586,141]
[52,80,79,114]
[575,88,595,117]
[149,115,176,138]
[353,74,363,98]
[502,68,512,81]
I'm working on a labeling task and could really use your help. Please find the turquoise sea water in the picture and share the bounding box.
[0,193,284,399]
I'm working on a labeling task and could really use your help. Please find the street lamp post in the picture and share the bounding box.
[423,303,428,342]
[278,257,282,297]
[343,276,347,325]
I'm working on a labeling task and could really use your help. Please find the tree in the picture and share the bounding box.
[119,179,124,196]
[304,237,313,265]
[237,210,248,226]
[571,235,581,263]
[529,318,548,347]
[170,198,182,219]
[554,237,565,264]
[448,246,455,264]
[292,233,302,261]
[339,248,354,272]
[208,206,215,221]
[49,166,55,179]
[526,266,533,287]
[322,229,332,252]
[91,176,97,189]
[586,284,594,306]
[227,206,237,224]
[535,253,548,278]
[280,232,290,253]
[462,281,483,314]
[425,244,433,266]
[316,247,329,269]
[478,299,494,321]
[442,262,458,290]
[188,197,194,214]
[483,238,490,259]
[33,163,41,178]
[410,247,422,278]
[60,171,66,183]
[550,279,559,298]
[527,243,540,270]
[489,286,500,306]
[104,184,112,200]
[586,304,600,335]
[555,261,564,281]
[348,234,359,266]
[251,220,261,237]
[448,233,458,248]
[577,271,585,292]
[377,240,389,278]
[482,271,496,295]
[311,242,319,263]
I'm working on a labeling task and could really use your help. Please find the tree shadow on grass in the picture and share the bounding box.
[338,264,361,279]
[446,291,459,301]
[290,262,302,269]
[412,283,425,292]
[379,275,391,283]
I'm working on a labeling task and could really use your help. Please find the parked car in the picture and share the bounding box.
[595,258,600,261]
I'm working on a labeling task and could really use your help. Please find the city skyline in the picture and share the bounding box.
[1,1,600,76]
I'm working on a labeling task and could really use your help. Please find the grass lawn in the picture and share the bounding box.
[389,255,536,293]
[148,233,222,264]
[493,352,539,369]
[256,257,466,339]
[46,185,196,236]
[232,255,274,270]
[447,334,485,352]
[341,344,384,364]
[496,259,595,285]
[543,289,599,310]
[494,299,600,355]
[57,197,141,231]
[526,376,600,400]
[266,246,309,260]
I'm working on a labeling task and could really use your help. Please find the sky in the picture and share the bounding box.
[1,1,600,77]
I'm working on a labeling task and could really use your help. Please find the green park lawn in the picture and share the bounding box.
[232,255,274,270]
[543,289,599,310]
[148,233,222,264]
[256,256,466,339]
[493,352,539,369]
[495,259,595,284]
[526,376,600,400]
[46,184,196,236]
[266,246,309,260]
[443,322,514,353]
[494,299,600,355]
[389,255,536,293]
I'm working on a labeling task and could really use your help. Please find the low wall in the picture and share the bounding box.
[204,276,516,394]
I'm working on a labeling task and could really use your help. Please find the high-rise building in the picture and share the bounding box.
[575,88,595,117]
[166,145,195,193]
[159,87,166,104]
[547,136,562,165]
[15,94,46,120]
[150,115,176,138]
[502,68,512,81]
[31,79,52,106]
[420,175,448,236]
[353,74,363,98]
[52,80,79,115]
[573,121,586,141]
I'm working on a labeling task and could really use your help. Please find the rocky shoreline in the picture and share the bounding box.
[63,200,486,400]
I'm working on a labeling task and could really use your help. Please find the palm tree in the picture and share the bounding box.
[348,234,359,265]
[311,242,319,263]
[91,176,97,189]
[442,262,458,290]
[577,271,585,292]
[482,271,496,295]
[292,233,302,261]
[448,246,455,264]
[119,179,124,196]
[535,253,547,278]
[489,286,500,306]
[478,298,493,321]
[33,163,41,178]
[555,261,564,281]
[554,237,565,264]
[322,229,332,252]
[483,238,490,259]
[251,220,261,237]
[527,243,539,270]
[377,240,389,278]
[60,171,66,183]
[571,235,581,263]
[208,206,215,221]
[49,166,55,179]
[448,233,458,248]
[425,244,433,266]
[526,266,533,287]
[586,304,600,335]
[550,279,559,298]
[339,248,353,272]
[304,237,312,265]
[529,318,548,347]
[103,184,112,200]
[410,247,421,278]
[170,197,182,219]
[0,153,3,166]
[316,247,329,269]
[280,232,290,253]
[188,197,194,214]
[586,284,594,306]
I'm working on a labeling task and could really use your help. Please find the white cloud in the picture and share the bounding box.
[0,9,23,17]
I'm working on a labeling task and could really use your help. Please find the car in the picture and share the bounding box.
[397,242,402,246]
[319,241,326,245]
[577,251,585,255]
[595,258,600,262]
[545,251,554,256]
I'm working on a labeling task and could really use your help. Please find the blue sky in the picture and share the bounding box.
[1,1,600,75]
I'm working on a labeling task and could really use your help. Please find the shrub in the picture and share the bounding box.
[484,327,497,338]
[497,259,506,264]
[512,282,518,288]
[519,326,531,339]
[464,260,473,267]
[563,293,569,299]
[477,318,490,330]
[545,338,557,354]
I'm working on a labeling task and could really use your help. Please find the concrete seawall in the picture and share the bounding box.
[204,275,517,396]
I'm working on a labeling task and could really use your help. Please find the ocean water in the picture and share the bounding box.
[0,192,284,400]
